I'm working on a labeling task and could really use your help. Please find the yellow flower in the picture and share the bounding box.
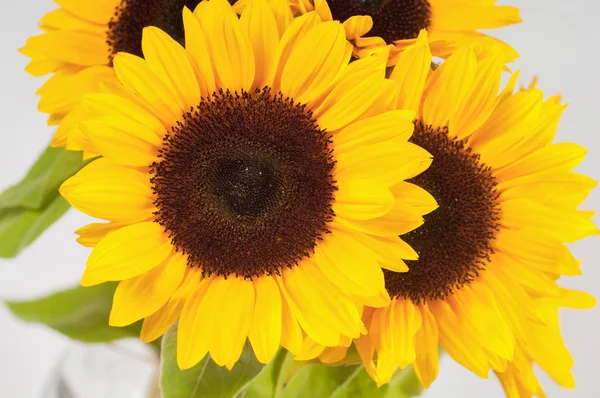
[59,0,435,370]
[21,0,261,135]
[285,0,521,65]
[303,32,598,395]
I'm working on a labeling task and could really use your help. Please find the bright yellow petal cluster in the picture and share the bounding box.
[59,0,434,370]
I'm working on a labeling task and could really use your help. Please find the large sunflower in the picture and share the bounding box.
[301,32,598,396]
[21,0,259,141]
[59,0,435,370]
[285,0,521,65]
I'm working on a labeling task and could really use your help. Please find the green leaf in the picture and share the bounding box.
[282,363,361,398]
[160,326,265,398]
[0,195,71,257]
[5,283,142,343]
[282,363,423,398]
[0,146,88,258]
[242,348,293,398]
[0,147,84,210]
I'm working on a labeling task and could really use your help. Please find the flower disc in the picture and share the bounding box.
[385,122,500,302]
[152,88,336,278]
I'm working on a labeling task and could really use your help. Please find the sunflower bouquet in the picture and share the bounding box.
[2,0,596,397]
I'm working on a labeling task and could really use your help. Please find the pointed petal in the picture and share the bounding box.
[85,222,173,281]
[249,276,283,364]
[110,252,187,326]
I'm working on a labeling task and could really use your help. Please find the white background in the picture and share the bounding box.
[0,0,598,396]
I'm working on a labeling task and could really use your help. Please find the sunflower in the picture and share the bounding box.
[59,0,435,370]
[284,0,521,65]
[21,0,250,141]
[300,32,598,395]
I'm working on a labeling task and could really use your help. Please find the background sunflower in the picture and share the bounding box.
[287,0,521,65]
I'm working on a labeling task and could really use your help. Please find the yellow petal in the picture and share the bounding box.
[113,53,182,127]
[333,180,394,221]
[40,8,106,33]
[335,140,432,188]
[314,228,389,307]
[390,182,438,216]
[421,47,477,127]
[343,15,372,40]
[141,269,202,343]
[141,27,201,110]
[280,289,304,355]
[350,232,415,272]
[312,0,332,20]
[499,171,596,210]
[294,336,326,361]
[109,252,187,327]
[201,276,256,366]
[51,102,86,148]
[378,299,421,374]
[183,7,216,97]
[557,288,596,309]
[177,275,213,369]
[390,30,431,113]
[450,48,505,139]
[501,199,599,243]
[429,299,490,378]
[336,200,425,237]
[314,72,398,132]
[272,12,321,91]
[319,346,349,364]
[280,21,348,104]
[267,0,294,36]
[333,110,415,151]
[248,276,283,364]
[37,66,116,116]
[201,2,255,91]
[355,334,380,386]
[413,305,439,388]
[55,0,118,24]
[494,252,561,297]
[80,116,161,167]
[470,88,543,150]
[24,31,108,65]
[453,284,514,367]
[240,0,280,88]
[81,93,165,134]
[85,222,173,281]
[493,228,581,276]
[280,262,363,346]
[493,143,587,182]
[60,158,156,223]
[429,0,521,31]
[75,222,125,248]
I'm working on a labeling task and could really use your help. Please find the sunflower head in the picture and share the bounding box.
[286,0,521,66]
[59,0,435,370]
[297,34,598,394]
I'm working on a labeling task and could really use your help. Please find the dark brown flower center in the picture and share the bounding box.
[107,0,235,62]
[384,122,501,303]
[151,88,336,279]
[327,0,432,44]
